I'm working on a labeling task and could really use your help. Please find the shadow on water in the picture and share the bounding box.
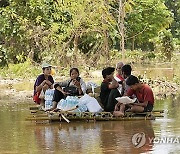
[0,95,180,153]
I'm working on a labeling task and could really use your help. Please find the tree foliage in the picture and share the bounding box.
[165,0,180,39]
[125,0,172,50]
[0,0,178,66]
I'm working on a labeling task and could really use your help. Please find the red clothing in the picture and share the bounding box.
[116,74,124,81]
[33,74,54,104]
[127,84,154,105]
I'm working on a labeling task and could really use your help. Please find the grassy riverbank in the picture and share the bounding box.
[0,51,179,104]
[0,51,180,82]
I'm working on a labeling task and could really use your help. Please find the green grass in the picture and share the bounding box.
[0,60,41,79]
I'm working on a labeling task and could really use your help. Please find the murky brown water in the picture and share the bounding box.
[0,95,180,154]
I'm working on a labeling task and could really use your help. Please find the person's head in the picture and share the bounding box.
[116,62,124,75]
[70,68,80,80]
[102,67,115,81]
[121,64,132,78]
[126,75,140,90]
[42,63,52,76]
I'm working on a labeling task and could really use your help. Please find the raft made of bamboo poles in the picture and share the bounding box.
[26,106,164,123]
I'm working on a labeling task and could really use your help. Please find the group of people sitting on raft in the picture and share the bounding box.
[33,62,154,117]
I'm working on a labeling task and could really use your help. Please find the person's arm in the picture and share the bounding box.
[54,80,69,89]
[120,81,125,95]
[132,101,148,107]
[79,79,86,94]
[36,80,46,93]
[77,86,83,95]
[49,84,53,89]
[45,80,53,88]
[56,86,67,95]
[73,78,85,95]
[54,82,67,95]
[108,77,119,89]
[47,76,54,88]
[54,80,70,95]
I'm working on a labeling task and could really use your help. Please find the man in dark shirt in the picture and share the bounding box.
[100,67,121,112]
[33,63,54,106]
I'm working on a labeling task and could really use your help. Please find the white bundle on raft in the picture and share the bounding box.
[115,96,137,104]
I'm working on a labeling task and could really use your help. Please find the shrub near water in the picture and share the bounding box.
[0,60,41,79]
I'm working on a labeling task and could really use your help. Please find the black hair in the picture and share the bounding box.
[70,68,79,76]
[102,67,115,79]
[121,64,132,76]
[126,75,139,86]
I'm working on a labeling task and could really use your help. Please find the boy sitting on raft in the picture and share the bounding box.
[100,67,122,112]
[114,75,154,117]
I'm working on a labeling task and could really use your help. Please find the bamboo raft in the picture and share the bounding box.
[26,106,164,123]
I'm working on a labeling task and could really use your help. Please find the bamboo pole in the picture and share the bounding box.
[26,112,163,121]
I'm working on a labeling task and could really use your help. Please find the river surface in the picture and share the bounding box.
[0,95,180,154]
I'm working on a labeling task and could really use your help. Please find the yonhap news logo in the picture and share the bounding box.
[132,132,146,148]
[132,132,180,148]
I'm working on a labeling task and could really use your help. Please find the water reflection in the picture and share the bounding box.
[99,121,154,153]
[32,121,154,153]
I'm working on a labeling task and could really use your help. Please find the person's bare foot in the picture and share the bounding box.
[113,111,124,117]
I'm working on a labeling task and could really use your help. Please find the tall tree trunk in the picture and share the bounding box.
[62,34,74,53]
[60,34,74,66]
[118,0,125,61]
[103,30,109,60]
[102,11,109,60]
[73,33,79,64]
[74,34,79,55]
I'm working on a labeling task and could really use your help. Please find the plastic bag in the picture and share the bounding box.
[78,94,103,112]
[86,81,98,95]
[57,96,80,111]
[44,89,54,110]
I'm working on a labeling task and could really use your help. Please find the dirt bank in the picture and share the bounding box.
[0,77,179,104]
[0,79,34,104]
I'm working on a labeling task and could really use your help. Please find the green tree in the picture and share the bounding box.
[125,0,172,51]
[0,0,177,66]
[165,0,180,39]
[0,0,54,63]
